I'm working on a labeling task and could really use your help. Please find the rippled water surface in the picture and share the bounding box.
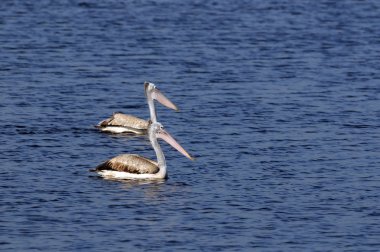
[1,0,380,251]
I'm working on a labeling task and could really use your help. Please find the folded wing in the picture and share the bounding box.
[96,154,159,174]
[98,113,149,130]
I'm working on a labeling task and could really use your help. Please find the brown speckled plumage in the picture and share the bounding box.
[98,113,149,130]
[96,154,159,174]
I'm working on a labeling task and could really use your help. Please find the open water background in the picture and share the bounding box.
[1,0,379,251]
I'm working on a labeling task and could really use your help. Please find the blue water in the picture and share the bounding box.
[1,0,380,251]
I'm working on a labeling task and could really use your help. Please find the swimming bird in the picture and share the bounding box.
[96,82,178,134]
[94,121,193,180]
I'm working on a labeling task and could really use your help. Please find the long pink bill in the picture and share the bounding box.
[157,129,194,160]
[152,88,179,111]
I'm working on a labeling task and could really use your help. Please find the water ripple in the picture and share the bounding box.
[1,0,380,251]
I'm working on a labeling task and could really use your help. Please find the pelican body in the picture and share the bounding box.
[95,122,193,180]
[97,82,178,134]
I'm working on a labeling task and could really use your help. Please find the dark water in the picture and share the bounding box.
[1,0,380,251]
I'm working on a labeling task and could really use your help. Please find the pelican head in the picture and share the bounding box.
[144,81,179,111]
[148,121,194,161]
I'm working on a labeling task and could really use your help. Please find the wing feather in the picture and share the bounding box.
[96,154,159,174]
[98,113,149,130]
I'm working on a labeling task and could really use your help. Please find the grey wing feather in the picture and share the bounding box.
[98,113,149,130]
[96,154,159,174]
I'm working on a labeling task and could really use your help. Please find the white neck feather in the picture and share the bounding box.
[149,130,167,179]
[147,91,157,123]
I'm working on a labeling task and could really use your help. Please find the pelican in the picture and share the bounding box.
[96,82,178,134]
[94,121,193,179]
